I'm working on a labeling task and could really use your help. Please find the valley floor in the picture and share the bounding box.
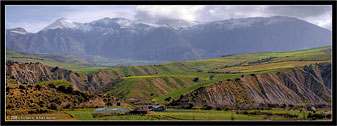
[6,108,332,121]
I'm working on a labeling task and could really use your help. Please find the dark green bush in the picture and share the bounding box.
[193,77,199,82]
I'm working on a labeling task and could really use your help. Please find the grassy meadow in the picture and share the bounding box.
[60,108,331,121]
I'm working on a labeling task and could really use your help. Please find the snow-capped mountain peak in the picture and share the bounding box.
[113,18,133,28]
[42,17,78,31]
[92,17,112,25]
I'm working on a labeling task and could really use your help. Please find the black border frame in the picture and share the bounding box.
[1,1,336,126]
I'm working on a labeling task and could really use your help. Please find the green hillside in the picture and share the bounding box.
[6,46,332,104]
[105,46,332,104]
[6,49,101,71]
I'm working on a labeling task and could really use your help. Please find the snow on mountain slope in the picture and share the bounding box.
[8,27,29,34]
[39,17,199,33]
[42,18,79,31]
[7,16,331,62]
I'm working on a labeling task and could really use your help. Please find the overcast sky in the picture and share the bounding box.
[6,5,332,33]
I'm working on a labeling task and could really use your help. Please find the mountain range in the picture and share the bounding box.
[6,16,332,63]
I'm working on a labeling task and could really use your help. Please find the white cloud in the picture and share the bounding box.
[135,5,205,22]
[209,9,215,14]
[6,21,50,33]
[63,6,136,23]
[303,11,332,30]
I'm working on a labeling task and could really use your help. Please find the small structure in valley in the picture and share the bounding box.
[92,107,130,117]
[129,105,149,115]
[146,105,166,112]
[306,106,317,112]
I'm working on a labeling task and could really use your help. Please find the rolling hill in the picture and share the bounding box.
[105,46,332,104]
[5,46,332,107]
[5,48,106,72]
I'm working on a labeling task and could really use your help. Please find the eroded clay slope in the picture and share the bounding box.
[5,60,121,93]
[172,63,331,107]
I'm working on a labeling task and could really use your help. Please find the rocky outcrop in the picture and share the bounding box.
[171,63,331,107]
[5,60,121,93]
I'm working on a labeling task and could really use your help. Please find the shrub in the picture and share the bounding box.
[216,107,223,111]
[64,103,73,110]
[37,108,48,114]
[223,107,229,111]
[307,112,313,118]
[231,113,235,120]
[311,113,324,119]
[185,103,194,109]
[57,85,66,92]
[28,109,37,114]
[19,85,26,90]
[267,104,279,108]
[66,86,73,93]
[38,101,45,107]
[203,105,213,110]
[51,66,59,72]
[164,97,171,102]
[280,104,287,108]
[209,75,214,80]
[75,72,81,77]
[48,84,56,88]
[35,85,42,90]
[193,77,199,82]
[192,106,203,110]
[49,103,61,110]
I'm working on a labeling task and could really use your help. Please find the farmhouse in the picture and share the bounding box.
[129,105,149,114]
[145,105,167,112]
[151,105,166,112]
